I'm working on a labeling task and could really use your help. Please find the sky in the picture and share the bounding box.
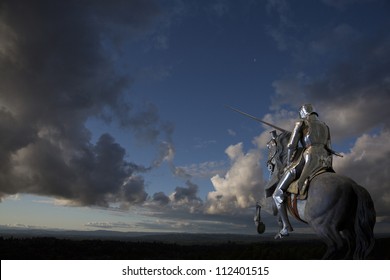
[0,0,389,235]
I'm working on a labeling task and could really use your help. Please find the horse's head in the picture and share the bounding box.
[264,131,291,196]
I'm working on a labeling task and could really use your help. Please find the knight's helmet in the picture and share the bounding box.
[299,104,318,119]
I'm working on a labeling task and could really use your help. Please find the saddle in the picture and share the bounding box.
[286,145,334,200]
[287,168,330,200]
[286,168,331,224]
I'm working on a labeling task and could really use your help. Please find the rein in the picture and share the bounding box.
[287,194,308,224]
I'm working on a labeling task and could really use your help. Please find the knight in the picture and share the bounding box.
[272,104,333,239]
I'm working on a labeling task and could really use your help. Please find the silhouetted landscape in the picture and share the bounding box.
[1,229,389,259]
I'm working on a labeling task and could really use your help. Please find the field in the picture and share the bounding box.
[1,235,389,260]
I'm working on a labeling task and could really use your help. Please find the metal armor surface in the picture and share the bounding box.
[287,114,332,191]
[272,104,333,238]
[299,104,316,119]
[301,116,331,148]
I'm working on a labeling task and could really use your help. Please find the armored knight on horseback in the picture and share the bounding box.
[227,104,375,259]
[272,104,333,239]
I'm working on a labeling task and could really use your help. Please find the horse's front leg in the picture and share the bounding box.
[254,202,266,234]
[277,215,283,231]
[272,199,283,231]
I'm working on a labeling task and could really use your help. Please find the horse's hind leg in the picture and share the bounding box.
[340,229,356,259]
[312,225,346,259]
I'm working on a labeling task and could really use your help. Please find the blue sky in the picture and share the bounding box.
[0,0,389,235]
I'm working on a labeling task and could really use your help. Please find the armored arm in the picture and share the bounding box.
[287,121,303,165]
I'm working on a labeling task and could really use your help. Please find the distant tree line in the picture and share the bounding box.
[0,236,388,260]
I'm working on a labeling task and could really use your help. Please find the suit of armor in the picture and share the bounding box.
[273,104,333,239]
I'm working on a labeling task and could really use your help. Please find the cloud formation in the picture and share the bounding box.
[333,131,390,217]
[0,0,174,207]
[268,22,390,140]
[205,142,265,214]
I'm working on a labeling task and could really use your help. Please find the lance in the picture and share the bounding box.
[225,105,288,133]
[225,105,343,157]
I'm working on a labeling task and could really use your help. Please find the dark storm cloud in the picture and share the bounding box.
[271,28,390,139]
[149,180,204,214]
[172,180,202,203]
[304,32,390,138]
[5,126,149,208]
[265,0,390,140]
[0,0,172,206]
[111,102,175,145]
[151,192,170,206]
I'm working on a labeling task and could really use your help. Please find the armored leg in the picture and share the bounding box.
[272,169,295,239]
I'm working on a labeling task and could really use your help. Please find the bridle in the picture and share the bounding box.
[266,137,277,175]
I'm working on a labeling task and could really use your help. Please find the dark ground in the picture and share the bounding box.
[1,236,389,260]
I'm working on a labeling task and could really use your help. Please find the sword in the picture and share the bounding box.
[225,105,288,133]
[326,147,344,157]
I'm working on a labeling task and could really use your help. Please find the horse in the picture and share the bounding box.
[261,131,376,259]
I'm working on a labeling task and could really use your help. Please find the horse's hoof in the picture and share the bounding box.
[257,222,266,234]
[274,232,288,239]
[274,229,289,239]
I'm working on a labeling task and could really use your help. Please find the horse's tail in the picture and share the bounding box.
[352,184,376,259]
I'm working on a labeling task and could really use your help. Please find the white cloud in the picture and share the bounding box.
[227,129,236,136]
[333,129,390,215]
[85,221,134,229]
[177,161,226,179]
[2,194,21,201]
[205,142,265,214]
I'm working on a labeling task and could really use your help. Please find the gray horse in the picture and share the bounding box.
[263,131,376,259]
